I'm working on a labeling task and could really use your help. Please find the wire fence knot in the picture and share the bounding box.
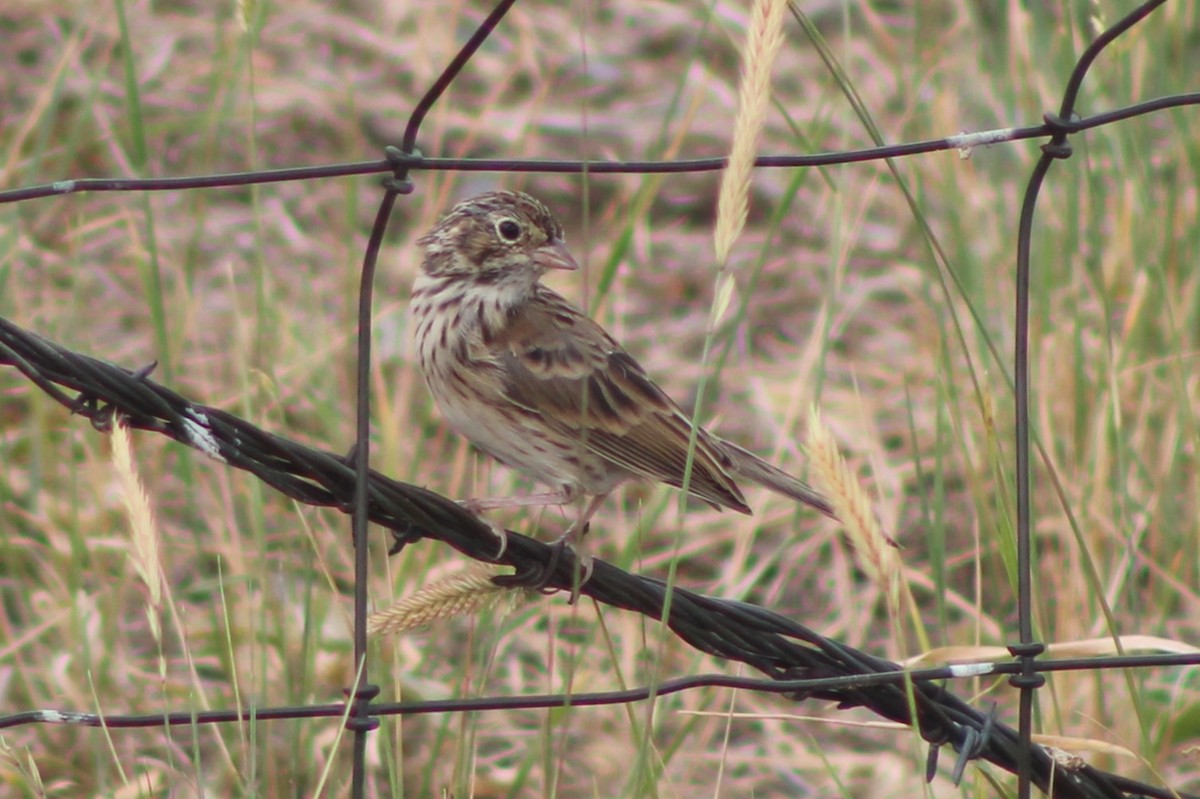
[343,684,381,733]
[382,145,422,194]
[1007,642,1047,690]
[1039,113,1075,159]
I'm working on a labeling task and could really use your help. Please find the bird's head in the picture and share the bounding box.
[417,192,579,295]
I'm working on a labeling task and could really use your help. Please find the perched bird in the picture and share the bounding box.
[411,191,834,556]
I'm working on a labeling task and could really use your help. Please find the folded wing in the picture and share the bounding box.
[484,288,751,513]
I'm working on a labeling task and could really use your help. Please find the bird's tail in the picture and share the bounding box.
[720,440,837,520]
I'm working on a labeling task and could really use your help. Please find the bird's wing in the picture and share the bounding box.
[479,288,750,513]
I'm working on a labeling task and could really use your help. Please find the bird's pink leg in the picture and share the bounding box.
[460,484,579,513]
[458,485,580,561]
[552,491,610,600]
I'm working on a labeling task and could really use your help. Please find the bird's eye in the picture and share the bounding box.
[496,219,522,242]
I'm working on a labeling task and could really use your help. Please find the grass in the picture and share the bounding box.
[2,0,1199,796]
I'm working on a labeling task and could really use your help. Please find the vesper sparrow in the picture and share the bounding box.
[411,191,834,557]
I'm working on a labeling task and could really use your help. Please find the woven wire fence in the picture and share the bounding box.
[2,0,1199,796]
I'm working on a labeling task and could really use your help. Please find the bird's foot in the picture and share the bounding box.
[490,521,592,603]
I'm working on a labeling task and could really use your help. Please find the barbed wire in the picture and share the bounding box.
[0,315,1196,799]
[2,0,1198,796]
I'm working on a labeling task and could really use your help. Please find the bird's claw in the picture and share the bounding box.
[491,525,509,560]
[489,522,593,603]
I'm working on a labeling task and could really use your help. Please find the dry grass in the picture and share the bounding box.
[2,0,1199,796]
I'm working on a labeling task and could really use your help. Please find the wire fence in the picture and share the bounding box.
[1,0,1199,796]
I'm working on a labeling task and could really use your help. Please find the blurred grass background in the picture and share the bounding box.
[1,0,1198,796]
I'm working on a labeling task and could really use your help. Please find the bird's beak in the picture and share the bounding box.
[532,239,579,272]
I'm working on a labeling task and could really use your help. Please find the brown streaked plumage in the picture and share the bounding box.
[411,191,834,548]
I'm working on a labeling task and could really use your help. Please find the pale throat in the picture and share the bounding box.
[413,264,538,362]
[460,262,540,336]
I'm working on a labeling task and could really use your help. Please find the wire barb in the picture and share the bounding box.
[951,703,999,785]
